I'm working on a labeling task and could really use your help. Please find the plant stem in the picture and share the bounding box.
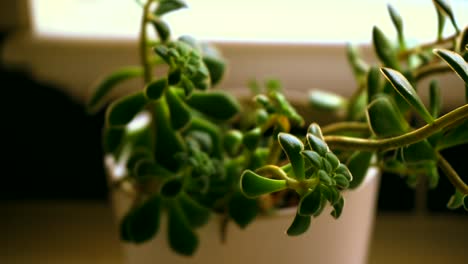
[398,33,458,60]
[414,63,452,82]
[140,0,153,83]
[437,152,468,195]
[321,122,369,135]
[324,104,468,151]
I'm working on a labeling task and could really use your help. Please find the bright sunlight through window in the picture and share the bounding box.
[30,0,467,44]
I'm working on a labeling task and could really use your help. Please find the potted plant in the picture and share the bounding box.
[87,0,468,263]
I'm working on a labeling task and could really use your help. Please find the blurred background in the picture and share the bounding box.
[1,0,467,263]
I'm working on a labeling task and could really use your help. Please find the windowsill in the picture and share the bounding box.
[1,201,467,263]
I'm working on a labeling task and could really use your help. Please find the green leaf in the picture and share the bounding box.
[464,195,468,211]
[447,189,464,209]
[387,4,405,49]
[190,117,222,158]
[134,160,173,180]
[433,0,460,33]
[228,190,259,229]
[278,133,305,179]
[307,123,324,140]
[151,19,170,43]
[120,195,161,243]
[240,170,287,198]
[145,78,167,100]
[433,49,468,84]
[434,3,446,40]
[367,66,382,103]
[308,90,346,112]
[223,130,243,156]
[437,119,468,150]
[331,196,344,219]
[429,80,441,118]
[306,133,328,156]
[318,170,333,186]
[160,178,183,198]
[270,91,304,125]
[301,150,322,171]
[372,26,399,69]
[286,212,311,236]
[87,66,143,114]
[346,43,369,83]
[166,87,191,130]
[319,184,339,205]
[167,200,199,256]
[402,140,436,164]
[153,100,186,170]
[347,151,373,189]
[325,152,340,170]
[186,91,240,121]
[178,193,211,228]
[336,164,353,181]
[366,96,409,138]
[380,67,434,124]
[106,92,148,127]
[334,174,350,189]
[103,127,125,154]
[298,190,322,216]
[154,0,187,16]
[242,127,261,152]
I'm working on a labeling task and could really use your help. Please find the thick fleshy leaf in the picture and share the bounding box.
[120,195,161,243]
[228,190,259,229]
[145,78,167,100]
[160,178,183,198]
[435,4,446,40]
[242,127,261,152]
[308,90,346,112]
[301,150,322,171]
[178,193,210,228]
[286,212,311,236]
[271,92,304,125]
[325,152,340,170]
[380,67,434,124]
[240,170,287,198]
[166,88,191,130]
[278,133,305,179]
[437,119,468,150]
[306,133,328,156]
[433,0,460,33]
[367,66,382,103]
[152,19,170,42]
[106,92,148,127]
[347,151,373,189]
[203,56,225,86]
[387,4,405,48]
[223,130,243,156]
[372,26,399,69]
[334,174,350,189]
[429,80,441,118]
[402,140,436,164]
[134,160,173,179]
[167,201,199,256]
[336,164,353,181]
[319,184,339,205]
[190,117,222,158]
[433,49,468,84]
[366,96,409,138]
[153,100,186,170]
[346,43,369,82]
[154,0,187,16]
[186,91,240,121]
[331,196,345,219]
[447,189,464,209]
[307,123,324,140]
[298,190,322,216]
[318,170,333,186]
[464,195,468,211]
[103,127,125,154]
[87,66,143,114]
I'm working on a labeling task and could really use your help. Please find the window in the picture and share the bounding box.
[30,0,468,43]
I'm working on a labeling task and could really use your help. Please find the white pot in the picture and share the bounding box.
[107,164,380,264]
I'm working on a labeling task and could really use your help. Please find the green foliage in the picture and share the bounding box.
[87,0,468,257]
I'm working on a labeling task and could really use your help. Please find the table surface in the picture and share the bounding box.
[1,201,467,264]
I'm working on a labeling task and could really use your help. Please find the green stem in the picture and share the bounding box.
[324,104,468,151]
[414,63,452,82]
[398,33,458,60]
[321,122,369,135]
[140,0,154,83]
[437,152,468,195]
